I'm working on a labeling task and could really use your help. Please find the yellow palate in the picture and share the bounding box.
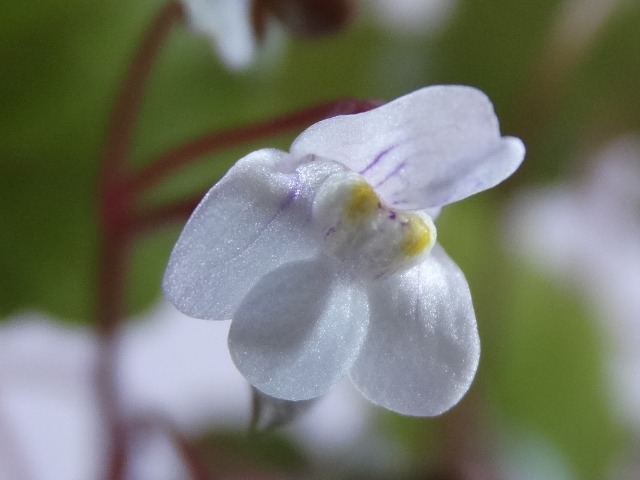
[344,182,379,223]
[313,171,436,276]
[400,216,432,257]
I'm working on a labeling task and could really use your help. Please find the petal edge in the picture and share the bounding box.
[350,245,480,416]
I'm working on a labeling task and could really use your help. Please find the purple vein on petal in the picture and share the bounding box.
[358,142,402,175]
[374,160,407,189]
[210,173,302,270]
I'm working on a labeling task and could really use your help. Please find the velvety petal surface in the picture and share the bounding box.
[163,149,324,320]
[290,85,525,209]
[229,259,369,401]
[350,245,480,416]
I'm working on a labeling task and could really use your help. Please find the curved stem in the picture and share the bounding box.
[130,415,216,480]
[437,390,500,480]
[132,195,201,236]
[126,98,382,194]
[127,98,382,233]
[97,3,184,480]
[100,0,183,204]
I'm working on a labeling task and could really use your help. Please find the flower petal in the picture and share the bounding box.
[181,0,256,70]
[290,85,525,209]
[228,258,369,401]
[163,148,325,320]
[349,245,480,416]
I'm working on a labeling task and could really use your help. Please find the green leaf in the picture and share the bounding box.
[493,263,624,479]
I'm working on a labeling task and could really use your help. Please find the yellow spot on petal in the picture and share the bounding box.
[401,216,432,257]
[344,182,379,223]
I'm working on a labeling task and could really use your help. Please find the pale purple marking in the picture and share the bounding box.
[358,143,401,175]
[211,173,302,268]
[324,227,336,239]
[276,175,301,214]
[374,160,407,189]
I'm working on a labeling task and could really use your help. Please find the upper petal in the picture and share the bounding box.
[163,148,327,320]
[349,245,480,416]
[290,85,525,209]
[228,258,369,401]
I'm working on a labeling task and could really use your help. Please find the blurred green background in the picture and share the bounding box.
[3,0,640,478]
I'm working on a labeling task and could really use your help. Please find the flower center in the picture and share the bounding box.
[313,171,436,277]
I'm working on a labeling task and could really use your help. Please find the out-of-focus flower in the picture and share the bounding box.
[163,85,525,416]
[181,0,258,70]
[180,0,355,69]
[0,315,106,480]
[252,0,356,38]
[0,304,370,480]
[370,0,457,35]
[505,136,640,429]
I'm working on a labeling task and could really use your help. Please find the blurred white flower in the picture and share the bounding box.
[370,0,457,35]
[179,0,356,70]
[0,315,106,480]
[505,136,640,429]
[180,0,259,70]
[0,302,372,480]
[163,85,525,416]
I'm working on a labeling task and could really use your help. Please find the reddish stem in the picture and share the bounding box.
[438,390,501,480]
[98,0,184,332]
[126,98,382,194]
[97,3,183,480]
[171,428,215,480]
[97,332,128,480]
[131,415,217,480]
[100,0,183,201]
[128,97,383,233]
[132,196,202,235]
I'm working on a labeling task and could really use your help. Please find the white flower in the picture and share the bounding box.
[370,0,457,35]
[181,0,258,70]
[163,85,525,416]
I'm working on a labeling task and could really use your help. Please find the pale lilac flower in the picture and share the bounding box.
[163,85,525,416]
[0,315,106,480]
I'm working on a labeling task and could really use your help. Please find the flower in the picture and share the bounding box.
[0,314,106,480]
[370,0,457,35]
[179,0,355,70]
[163,85,525,416]
[180,0,258,70]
